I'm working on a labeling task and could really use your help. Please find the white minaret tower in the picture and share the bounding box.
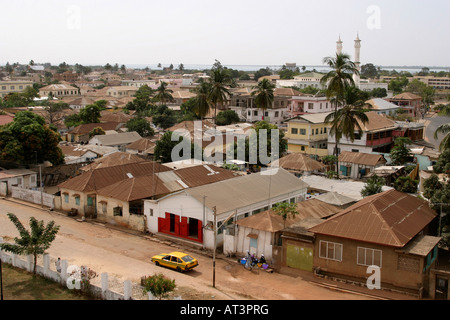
[336,35,343,55]
[353,33,361,85]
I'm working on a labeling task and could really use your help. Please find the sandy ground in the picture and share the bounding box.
[0,198,414,301]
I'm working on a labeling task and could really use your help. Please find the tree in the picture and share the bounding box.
[64,113,82,128]
[126,118,154,137]
[434,104,450,152]
[388,77,409,95]
[251,78,275,114]
[152,106,177,129]
[423,174,443,199]
[325,86,369,179]
[0,111,64,165]
[394,176,418,194]
[272,202,298,228]
[361,175,385,197]
[406,79,435,118]
[79,104,101,124]
[208,66,231,126]
[43,101,69,126]
[320,53,359,110]
[215,110,240,126]
[153,131,199,163]
[153,82,174,105]
[89,127,106,138]
[128,85,155,114]
[142,273,176,300]
[192,81,212,120]
[390,137,413,165]
[360,63,379,79]
[253,68,272,81]
[433,149,450,174]
[0,213,60,275]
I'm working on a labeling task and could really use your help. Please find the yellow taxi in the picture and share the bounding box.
[151,252,199,272]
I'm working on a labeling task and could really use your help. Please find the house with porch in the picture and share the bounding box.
[337,151,387,179]
[144,168,309,250]
[308,189,440,297]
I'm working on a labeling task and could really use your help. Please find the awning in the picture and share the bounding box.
[247,233,258,239]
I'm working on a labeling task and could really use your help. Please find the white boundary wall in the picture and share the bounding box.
[11,187,55,209]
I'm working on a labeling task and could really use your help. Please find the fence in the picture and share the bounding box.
[10,186,55,209]
[0,237,153,300]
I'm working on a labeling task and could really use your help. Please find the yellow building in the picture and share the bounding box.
[0,80,34,98]
[285,112,331,158]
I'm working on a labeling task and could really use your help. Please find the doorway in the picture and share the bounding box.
[436,276,448,300]
[188,218,199,239]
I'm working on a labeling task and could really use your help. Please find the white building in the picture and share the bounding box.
[89,131,142,152]
[0,169,38,196]
[144,168,309,250]
[288,95,334,117]
[366,98,400,116]
[276,72,325,90]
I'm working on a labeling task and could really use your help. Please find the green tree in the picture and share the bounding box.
[434,104,450,152]
[79,104,101,124]
[388,77,409,95]
[154,131,200,163]
[192,81,212,120]
[0,111,64,165]
[215,110,240,126]
[361,175,385,197]
[360,63,379,79]
[325,86,369,179]
[320,53,359,110]
[142,273,176,300]
[254,68,272,81]
[43,101,70,125]
[153,82,174,105]
[0,213,60,275]
[394,176,418,194]
[126,118,154,137]
[152,106,177,129]
[423,174,443,199]
[89,127,106,138]
[251,78,275,113]
[208,66,231,126]
[433,149,450,174]
[272,202,298,228]
[390,137,413,165]
[64,113,82,128]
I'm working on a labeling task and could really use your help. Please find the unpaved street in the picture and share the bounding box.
[0,198,377,300]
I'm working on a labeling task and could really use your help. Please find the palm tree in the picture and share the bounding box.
[251,78,275,120]
[325,86,369,179]
[208,68,231,126]
[321,53,359,111]
[0,213,60,275]
[434,124,450,152]
[434,104,450,152]
[154,81,174,105]
[193,81,212,120]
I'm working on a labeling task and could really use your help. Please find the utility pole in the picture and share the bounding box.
[213,206,217,288]
[39,165,43,208]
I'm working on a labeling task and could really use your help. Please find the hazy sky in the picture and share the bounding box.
[0,0,449,67]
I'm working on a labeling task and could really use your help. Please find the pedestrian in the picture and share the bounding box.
[55,257,61,273]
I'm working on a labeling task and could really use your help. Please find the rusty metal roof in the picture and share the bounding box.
[270,153,326,172]
[308,190,437,248]
[58,161,171,193]
[338,151,387,167]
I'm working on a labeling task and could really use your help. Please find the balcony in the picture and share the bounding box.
[366,137,393,147]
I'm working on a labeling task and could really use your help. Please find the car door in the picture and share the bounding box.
[161,255,172,268]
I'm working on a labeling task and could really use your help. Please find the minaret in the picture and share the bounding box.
[336,35,343,55]
[353,33,361,85]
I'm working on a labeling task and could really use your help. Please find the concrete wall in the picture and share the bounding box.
[0,237,141,300]
[11,186,55,209]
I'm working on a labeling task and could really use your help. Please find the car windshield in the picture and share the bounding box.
[181,255,195,263]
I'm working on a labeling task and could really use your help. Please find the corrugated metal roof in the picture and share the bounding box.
[186,168,309,215]
[308,190,437,248]
[314,192,357,206]
[338,151,386,167]
[270,153,326,172]
[58,161,171,193]
[80,152,146,171]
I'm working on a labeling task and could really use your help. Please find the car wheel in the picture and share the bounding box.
[176,267,183,273]
[155,261,160,267]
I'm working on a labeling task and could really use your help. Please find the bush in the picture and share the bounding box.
[394,176,418,194]
[141,273,176,300]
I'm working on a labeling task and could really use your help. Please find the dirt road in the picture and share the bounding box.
[0,198,381,300]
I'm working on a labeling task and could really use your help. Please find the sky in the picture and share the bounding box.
[0,0,449,68]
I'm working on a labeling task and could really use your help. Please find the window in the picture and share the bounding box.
[149,208,154,217]
[102,203,107,214]
[308,103,314,110]
[291,128,298,135]
[265,112,269,117]
[357,247,382,267]
[301,146,305,151]
[75,196,80,206]
[352,149,359,153]
[316,129,319,135]
[64,194,69,203]
[275,111,279,117]
[324,127,327,134]
[113,207,123,216]
[319,241,343,261]
[254,111,258,116]
[300,129,306,135]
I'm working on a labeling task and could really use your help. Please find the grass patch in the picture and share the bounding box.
[1,263,91,300]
